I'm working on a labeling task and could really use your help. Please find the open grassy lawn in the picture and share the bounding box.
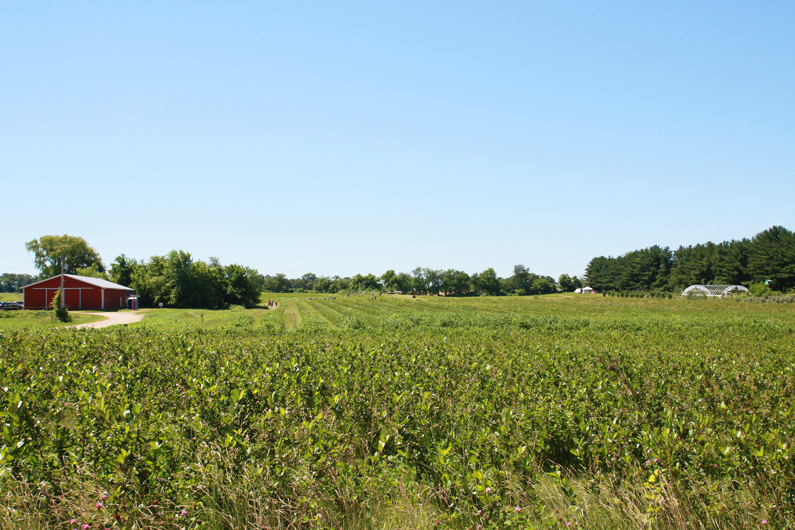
[0,292,23,302]
[1,293,794,529]
[0,309,106,330]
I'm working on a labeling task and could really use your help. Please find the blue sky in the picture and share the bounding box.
[2,1,793,279]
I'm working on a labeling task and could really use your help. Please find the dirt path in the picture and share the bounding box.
[70,311,146,330]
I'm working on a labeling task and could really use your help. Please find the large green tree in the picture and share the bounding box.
[442,269,470,295]
[747,226,795,290]
[224,264,263,307]
[263,274,291,293]
[0,273,36,292]
[26,235,104,277]
[109,254,139,287]
[380,270,399,292]
[472,268,501,295]
[557,274,582,292]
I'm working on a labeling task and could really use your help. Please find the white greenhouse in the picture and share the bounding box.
[681,285,750,298]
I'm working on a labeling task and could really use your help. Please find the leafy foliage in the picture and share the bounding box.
[586,226,795,292]
[1,295,793,528]
[49,290,71,322]
[25,234,104,277]
[0,273,35,293]
[128,252,262,309]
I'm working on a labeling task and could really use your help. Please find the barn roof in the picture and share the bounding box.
[21,274,134,291]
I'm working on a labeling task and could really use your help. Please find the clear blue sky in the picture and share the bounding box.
[2,1,793,279]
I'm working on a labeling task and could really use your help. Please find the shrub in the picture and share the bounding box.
[749,282,773,297]
[50,290,71,323]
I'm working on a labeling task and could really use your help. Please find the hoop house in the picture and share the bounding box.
[681,285,750,298]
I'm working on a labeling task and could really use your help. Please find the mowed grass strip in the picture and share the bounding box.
[291,299,336,328]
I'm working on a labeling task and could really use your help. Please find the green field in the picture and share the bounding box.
[0,309,105,330]
[1,294,794,529]
[0,293,23,302]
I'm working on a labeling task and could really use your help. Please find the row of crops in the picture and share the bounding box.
[2,297,795,529]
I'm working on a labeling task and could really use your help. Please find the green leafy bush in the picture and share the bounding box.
[50,290,71,322]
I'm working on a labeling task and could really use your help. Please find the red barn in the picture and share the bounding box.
[22,274,136,310]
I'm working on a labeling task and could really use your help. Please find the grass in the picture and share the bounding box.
[128,306,274,330]
[0,310,105,330]
[97,291,795,334]
[0,293,23,302]
[258,290,795,330]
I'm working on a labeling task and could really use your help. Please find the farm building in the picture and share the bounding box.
[681,285,749,298]
[21,274,136,310]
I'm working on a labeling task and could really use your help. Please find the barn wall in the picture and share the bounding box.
[23,277,64,309]
[22,276,130,310]
[82,288,102,309]
[105,289,128,309]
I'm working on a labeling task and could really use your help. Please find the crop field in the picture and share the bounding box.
[1,294,794,529]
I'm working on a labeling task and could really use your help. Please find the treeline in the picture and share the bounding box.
[102,252,263,308]
[263,265,581,296]
[585,226,795,293]
[0,273,36,292]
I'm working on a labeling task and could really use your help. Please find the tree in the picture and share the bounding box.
[585,256,622,292]
[530,278,555,295]
[0,273,35,292]
[76,263,109,280]
[472,268,501,295]
[411,267,443,294]
[507,264,541,294]
[130,256,168,307]
[263,273,291,293]
[747,226,795,291]
[334,276,351,291]
[395,272,412,293]
[558,274,583,292]
[411,267,426,293]
[163,250,195,307]
[189,261,226,308]
[314,276,331,293]
[26,235,104,277]
[380,270,399,292]
[224,264,263,307]
[350,273,379,291]
[109,254,138,287]
[713,240,751,286]
[442,269,470,295]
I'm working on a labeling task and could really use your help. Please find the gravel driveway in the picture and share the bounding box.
[70,311,146,329]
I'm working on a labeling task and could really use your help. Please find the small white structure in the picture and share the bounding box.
[681,285,750,298]
[574,288,582,294]
[581,286,594,294]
